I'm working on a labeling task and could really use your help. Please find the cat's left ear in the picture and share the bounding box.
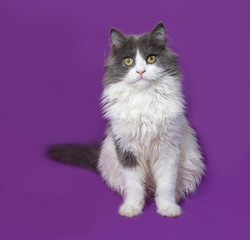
[110,28,126,48]
[149,22,166,44]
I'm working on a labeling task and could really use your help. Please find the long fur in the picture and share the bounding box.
[47,22,205,218]
[99,75,205,201]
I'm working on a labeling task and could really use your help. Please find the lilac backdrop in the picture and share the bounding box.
[0,0,250,239]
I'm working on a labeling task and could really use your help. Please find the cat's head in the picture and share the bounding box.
[104,22,180,89]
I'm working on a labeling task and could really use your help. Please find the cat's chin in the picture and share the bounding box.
[130,78,153,89]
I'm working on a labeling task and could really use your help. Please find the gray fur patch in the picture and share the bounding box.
[47,143,100,173]
[103,22,180,87]
[114,138,138,168]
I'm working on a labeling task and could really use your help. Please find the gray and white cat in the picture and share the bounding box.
[48,22,205,218]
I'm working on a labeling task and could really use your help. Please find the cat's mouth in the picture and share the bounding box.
[130,77,153,88]
[134,75,148,82]
[132,78,146,84]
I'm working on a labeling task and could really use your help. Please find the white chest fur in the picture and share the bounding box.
[102,77,184,154]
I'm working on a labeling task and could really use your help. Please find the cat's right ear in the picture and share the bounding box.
[110,28,126,48]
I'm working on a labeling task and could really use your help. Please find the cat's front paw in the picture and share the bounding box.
[157,203,182,218]
[119,202,143,218]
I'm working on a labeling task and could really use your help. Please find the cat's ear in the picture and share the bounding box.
[149,22,166,44]
[110,28,126,47]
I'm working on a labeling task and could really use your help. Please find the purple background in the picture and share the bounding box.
[0,0,250,239]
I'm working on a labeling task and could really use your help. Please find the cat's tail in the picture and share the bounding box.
[47,143,101,173]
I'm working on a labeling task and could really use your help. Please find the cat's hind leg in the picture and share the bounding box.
[97,134,124,194]
[98,134,145,217]
[176,122,205,201]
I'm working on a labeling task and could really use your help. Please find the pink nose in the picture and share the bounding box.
[136,70,146,75]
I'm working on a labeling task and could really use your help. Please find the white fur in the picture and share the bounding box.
[124,50,166,88]
[98,51,205,217]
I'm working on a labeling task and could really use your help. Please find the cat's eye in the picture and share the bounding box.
[124,58,134,66]
[147,55,156,64]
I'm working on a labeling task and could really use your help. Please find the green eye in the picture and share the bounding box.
[147,55,156,64]
[124,58,133,66]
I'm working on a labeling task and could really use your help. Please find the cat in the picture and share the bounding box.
[47,22,205,218]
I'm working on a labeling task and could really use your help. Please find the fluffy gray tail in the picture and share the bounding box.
[47,143,101,173]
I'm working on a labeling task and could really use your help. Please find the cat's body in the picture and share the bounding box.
[48,23,205,218]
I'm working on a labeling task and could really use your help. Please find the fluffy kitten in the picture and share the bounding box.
[47,22,205,218]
